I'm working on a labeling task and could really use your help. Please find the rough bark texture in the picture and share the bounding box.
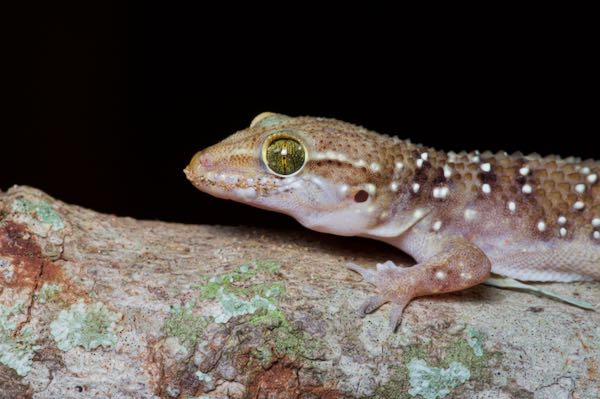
[0,186,599,399]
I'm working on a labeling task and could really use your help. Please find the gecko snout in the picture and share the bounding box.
[185,149,215,176]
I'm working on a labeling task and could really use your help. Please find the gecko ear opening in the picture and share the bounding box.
[354,190,369,203]
[250,112,292,128]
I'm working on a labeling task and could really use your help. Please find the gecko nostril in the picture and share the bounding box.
[187,151,217,177]
[199,153,214,168]
[190,151,215,170]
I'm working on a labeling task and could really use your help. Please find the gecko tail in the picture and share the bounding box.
[484,275,596,311]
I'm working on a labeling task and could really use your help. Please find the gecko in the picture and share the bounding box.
[184,112,600,329]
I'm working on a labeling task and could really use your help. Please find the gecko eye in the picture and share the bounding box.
[263,136,306,176]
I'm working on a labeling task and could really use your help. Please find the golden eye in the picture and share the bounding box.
[264,136,306,176]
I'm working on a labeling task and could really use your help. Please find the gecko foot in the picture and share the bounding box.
[346,238,492,331]
[346,260,413,331]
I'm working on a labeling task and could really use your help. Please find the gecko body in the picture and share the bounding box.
[185,112,600,328]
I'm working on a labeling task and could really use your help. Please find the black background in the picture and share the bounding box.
[3,4,596,229]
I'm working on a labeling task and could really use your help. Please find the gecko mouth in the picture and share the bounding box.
[184,154,283,201]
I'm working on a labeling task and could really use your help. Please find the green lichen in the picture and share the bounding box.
[249,305,323,361]
[443,336,495,383]
[36,283,60,304]
[253,259,280,273]
[195,370,213,383]
[198,261,282,300]
[374,346,428,399]
[250,344,274,367]
[407,359,470,399]
[0,303,40,376]
[465,326,484,357]
[12,198,64,230]
[198,261,284,318]
[214,287,276,323]
[163,301,208,348]
[199,260,322,362]
[374,327,498,398]
[50,301,122,351]
[373,365,406,398]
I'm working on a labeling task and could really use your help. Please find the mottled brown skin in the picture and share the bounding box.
[185,112,600,329]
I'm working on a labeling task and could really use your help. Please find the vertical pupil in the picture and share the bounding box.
[266,138,305,175]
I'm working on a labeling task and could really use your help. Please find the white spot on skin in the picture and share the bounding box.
[480,163,491,172]
[433,186,449,199]
[592,218,600,227]
[587,174,598,184]
[389,181,399,192]
[575,183,586,194]
[339,184,350,195]
[420,152,429,161]
[432,220,442,231]
[460,272,472,280]
[443,164,452,178]
[522,184,533,194]
[412,183,420,193]
[507,201,516,213]
[435,271,446,280]
[537,221,546,232]
[365,183,377,195]
[370,162,381,172]
[311,151,325,160]
[519,167,530,176]
[558,216,567,225]
[560,227,568,237]
[581,166,591,175]
[481,184,491,194]
[464,209,477,221]
[280,148,288,156]
[413,209,425,220]
[573,201,585,210]
[394,161,404,171]
[355,159,367,168]
[470,154,480,163]
[416,159,424,168]
[594,231,600,240]
[315,151,349,162]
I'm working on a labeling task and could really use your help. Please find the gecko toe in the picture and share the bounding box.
[376,260,404,271]
[389,300,410,331]
[346,262,378,284]
[357,293,411,330]
[348,260,416,329]
[358,294,388,316]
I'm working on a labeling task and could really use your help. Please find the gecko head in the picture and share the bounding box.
[185,112,399,236]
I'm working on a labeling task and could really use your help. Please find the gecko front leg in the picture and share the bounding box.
[347,236,491,330]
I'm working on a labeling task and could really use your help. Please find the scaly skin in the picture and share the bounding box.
[185,112,600,329]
